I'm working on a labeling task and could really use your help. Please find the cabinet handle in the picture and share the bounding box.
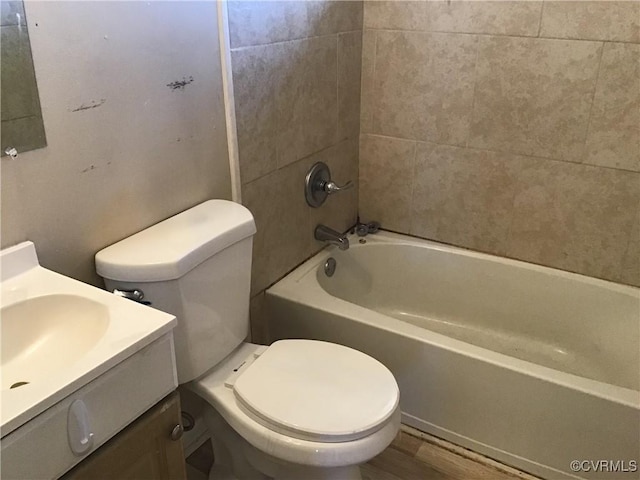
[68,399,95,456]
[170,424,184,441]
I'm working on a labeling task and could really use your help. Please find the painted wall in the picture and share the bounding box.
[360,0,639,286]
[226,1,363,340]
[1,1,232,285]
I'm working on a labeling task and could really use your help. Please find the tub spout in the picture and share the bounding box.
[315,225,349,250]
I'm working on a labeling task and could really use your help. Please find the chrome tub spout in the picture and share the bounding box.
[315,225,349,250]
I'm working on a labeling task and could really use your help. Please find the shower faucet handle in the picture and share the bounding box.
[324,180,353,194]
[305,162,354,208]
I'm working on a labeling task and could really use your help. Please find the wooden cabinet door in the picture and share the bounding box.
[62,392,187,480]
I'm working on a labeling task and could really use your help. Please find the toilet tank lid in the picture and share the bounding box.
[95,200,256,282]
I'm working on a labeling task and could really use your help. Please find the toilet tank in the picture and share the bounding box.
[95,200,256,383]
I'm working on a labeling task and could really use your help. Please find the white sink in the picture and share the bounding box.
[2,294,110,391]
[0,241,177,440]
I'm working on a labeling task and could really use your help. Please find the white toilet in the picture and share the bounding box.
[95,200,400,480]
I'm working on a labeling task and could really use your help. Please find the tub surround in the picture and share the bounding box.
[267,231,640,479]
[226,1,363,335]
[360,0,640,287]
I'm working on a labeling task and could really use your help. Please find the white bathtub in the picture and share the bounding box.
[266,231,640,480]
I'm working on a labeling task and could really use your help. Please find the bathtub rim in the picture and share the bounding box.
[266,230,640,409]
[292,230,638,296]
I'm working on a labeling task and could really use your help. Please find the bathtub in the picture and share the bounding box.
[266,231,640,480]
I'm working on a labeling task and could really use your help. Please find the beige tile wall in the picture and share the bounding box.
[228,1,362,339]
[360,0,640,286]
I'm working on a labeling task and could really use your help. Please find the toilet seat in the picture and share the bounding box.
[190,341,401,468]
[233,340,399,442]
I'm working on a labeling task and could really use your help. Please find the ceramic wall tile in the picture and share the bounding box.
[360,29,377,134]
[411,144,529,254]
[372,31,477,146]
[585,42,640,172]
[268,159,318,284]
[231,0,362,307]
[358,0,639,286]
[540,1,640,43]
[424,1,543,36]
[231,44,281,184]
[338,31,363,141]
[619,212,640,287]
[309,139,360,243]
[506,161,639,284]
[250,292,270,344]
[242,169,283,295]
[470,36,601,162]
[277,35,338,168]
[307,1,363,36]
[227,1,309,48]
[359,134,416,232]
[242,159,315,294]
[363,0,427,31]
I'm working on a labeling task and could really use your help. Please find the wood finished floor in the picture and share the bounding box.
[361,428,539,480]
[186,426,540,480]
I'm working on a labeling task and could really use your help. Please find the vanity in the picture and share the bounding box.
[1,241,183,479]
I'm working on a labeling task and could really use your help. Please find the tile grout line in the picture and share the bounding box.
[336,33,340,144]
[230,29,364,52]
[465,35,482,149]
[502,157,531,261]
[617,213,637,286]
[580,42,606,164]
[361,27,640,46]
[407,141,419,236]
[357,29,366,140]
[360,133,640,175]
[370,30,379,133]
[536,0,545,38]
[244,136,361,189]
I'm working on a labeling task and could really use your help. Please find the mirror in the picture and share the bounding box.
[1,0,46,156]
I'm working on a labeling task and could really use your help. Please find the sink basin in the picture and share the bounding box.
[1,294,110,391]
[0,241,176,438]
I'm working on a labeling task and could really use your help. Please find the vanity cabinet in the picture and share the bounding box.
[1,334,179,480]
[62,391,186,480]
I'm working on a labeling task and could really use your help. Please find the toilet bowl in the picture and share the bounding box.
[190,341,400,480]
[95,200,401,480]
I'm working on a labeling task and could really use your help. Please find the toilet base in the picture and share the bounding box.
[203,408,362,480]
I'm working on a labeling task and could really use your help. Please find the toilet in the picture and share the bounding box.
[95,200,400,480]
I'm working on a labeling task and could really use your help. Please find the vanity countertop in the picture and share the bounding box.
[1,241,177,437]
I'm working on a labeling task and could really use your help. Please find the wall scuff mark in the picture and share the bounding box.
[71,99,106,112]
[167,76,194,91]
